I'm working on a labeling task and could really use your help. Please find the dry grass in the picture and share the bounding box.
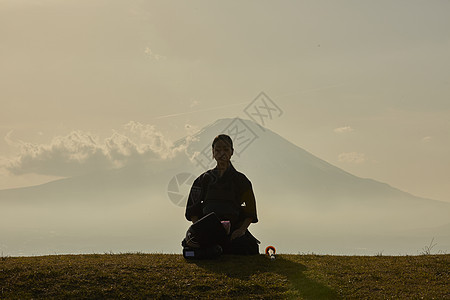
[1,253,449,299]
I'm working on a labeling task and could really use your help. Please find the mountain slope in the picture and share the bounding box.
[1,118,449,255]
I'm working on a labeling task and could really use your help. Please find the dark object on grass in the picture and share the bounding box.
[183,244,223,259]
[184,212,227,248]
[182,212,227,259]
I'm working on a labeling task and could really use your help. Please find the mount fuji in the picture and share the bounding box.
[1,118,449,256]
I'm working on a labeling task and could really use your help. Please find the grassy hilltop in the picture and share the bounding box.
[0,253,449,299]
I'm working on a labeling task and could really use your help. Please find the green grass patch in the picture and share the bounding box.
[1,253,449,299]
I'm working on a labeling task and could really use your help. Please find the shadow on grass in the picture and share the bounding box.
[189,254,340,299]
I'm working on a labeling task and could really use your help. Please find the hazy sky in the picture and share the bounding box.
[1,0,449,202]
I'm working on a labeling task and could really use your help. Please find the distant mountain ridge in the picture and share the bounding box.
[1,118,449,256]
[176,118,444,206]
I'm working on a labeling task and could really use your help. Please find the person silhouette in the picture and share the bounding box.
[183,134,259,257]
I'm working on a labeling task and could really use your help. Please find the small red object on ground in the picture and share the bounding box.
[265,246,276,260]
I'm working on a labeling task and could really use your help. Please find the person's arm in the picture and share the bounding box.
[185,176,204,222]
[239,181,258,223]
[230,217,253,240]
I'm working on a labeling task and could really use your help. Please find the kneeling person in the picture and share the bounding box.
[183,134,259,258]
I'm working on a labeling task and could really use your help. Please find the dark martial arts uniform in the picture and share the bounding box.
[183,163,259,256]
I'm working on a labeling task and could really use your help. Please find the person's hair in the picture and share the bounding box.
[212,134,233,150]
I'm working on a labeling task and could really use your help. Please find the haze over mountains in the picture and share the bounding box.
[1,118,449,256]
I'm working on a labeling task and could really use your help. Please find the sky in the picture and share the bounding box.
[1,0,449,202]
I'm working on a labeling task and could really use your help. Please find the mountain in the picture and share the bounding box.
[1,118,449,256]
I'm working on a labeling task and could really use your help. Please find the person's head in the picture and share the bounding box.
[212,134,234,164]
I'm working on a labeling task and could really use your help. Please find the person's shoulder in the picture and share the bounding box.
[230,165,252,185]
[193,169,215,185]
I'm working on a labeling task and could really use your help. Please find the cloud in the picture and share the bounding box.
[190,100,200,108]
[184,123,199,136]
[421,136,432,143]
[334,126,354,133]
[5,130,21,147]
[144,47,166,61]
[2,122,183,177]
[338,152,366,164]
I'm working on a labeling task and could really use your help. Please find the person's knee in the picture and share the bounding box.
[230,233,259,255]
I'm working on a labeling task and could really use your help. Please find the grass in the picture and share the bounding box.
[0,253,449,299]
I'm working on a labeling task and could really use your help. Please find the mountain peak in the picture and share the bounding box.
[2,117,449,256]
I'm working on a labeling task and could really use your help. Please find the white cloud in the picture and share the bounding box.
[144,47,166,61]
[2,122,183,177]
[5,130,21,147]
[421,136,432,143]
[334,126,354,133]
[184,123,199,136]
[338,152,366,164]
[190,100,200,108]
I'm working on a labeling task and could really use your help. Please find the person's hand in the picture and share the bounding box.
[230,228,245,240]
